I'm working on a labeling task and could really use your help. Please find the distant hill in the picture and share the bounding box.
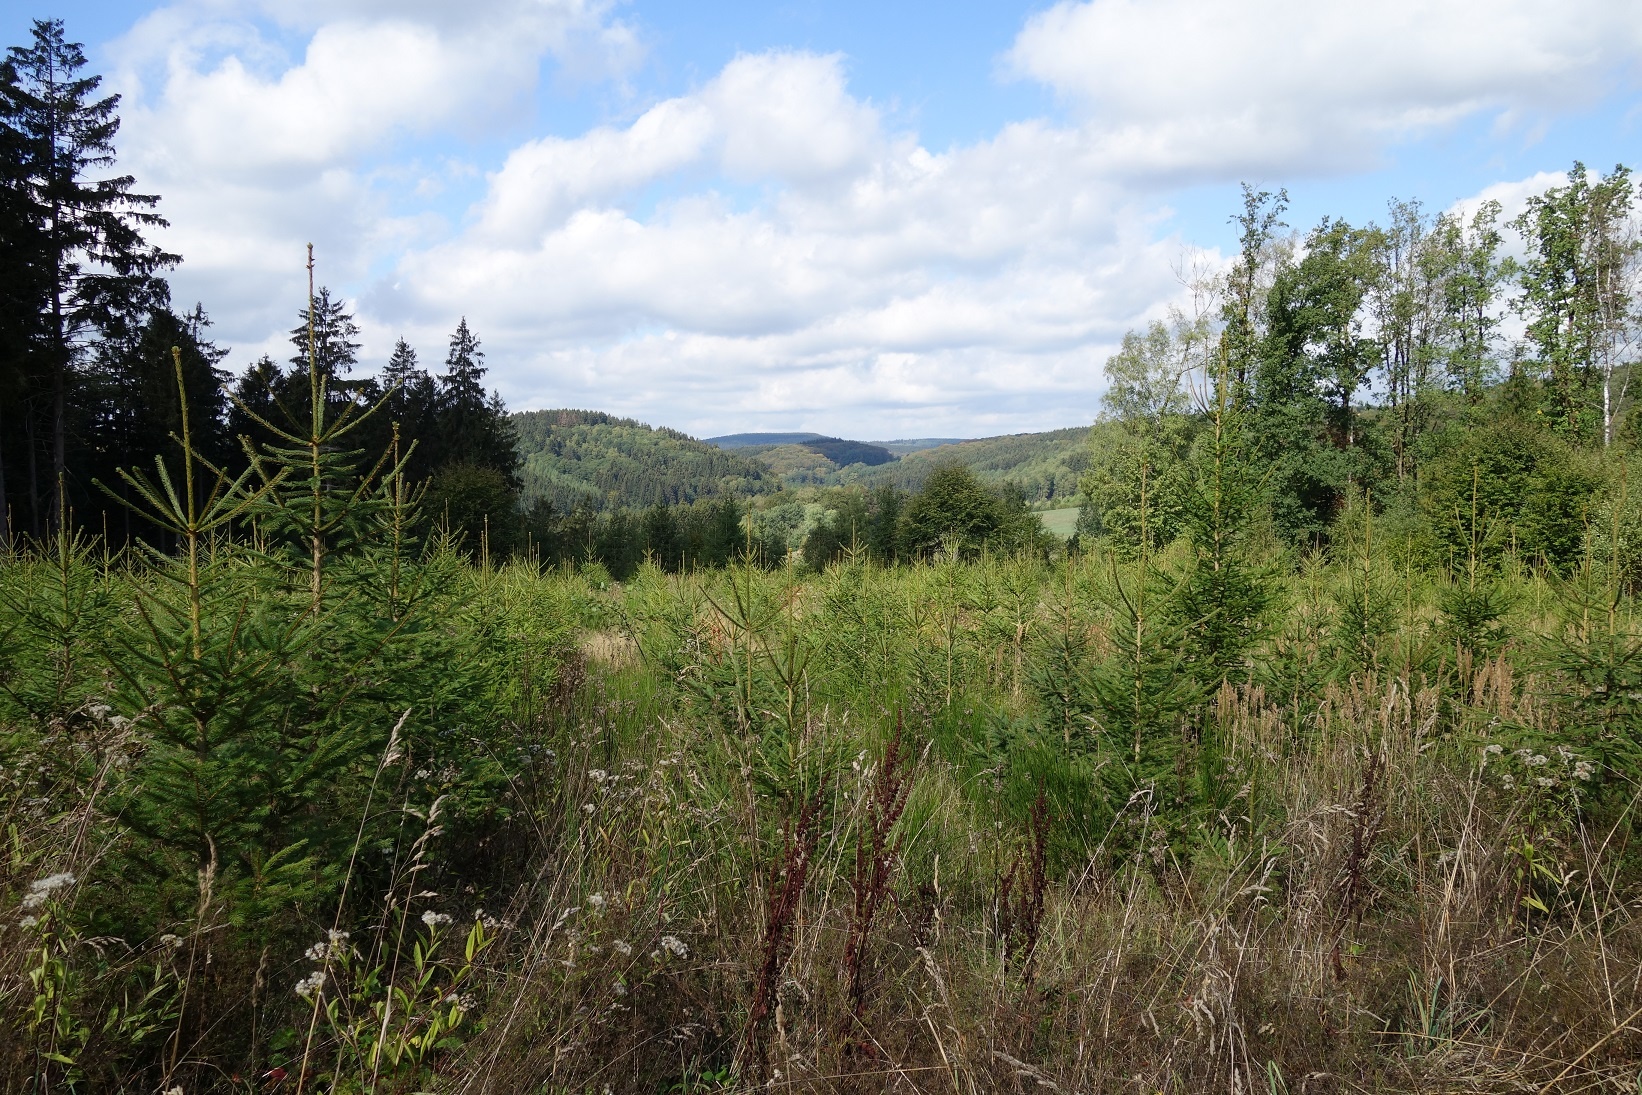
[859,426,1095,505]
[513,410,774,513]
[871,438,970,455]
[707,432,829,449]
[513,411,1098,510]
[707,433,896,468]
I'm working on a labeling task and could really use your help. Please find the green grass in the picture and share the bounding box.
[1036,506,1081,538]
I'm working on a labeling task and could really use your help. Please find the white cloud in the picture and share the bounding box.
[105,0,644,365]
[95,1,1641,438]
[380,50,1189,437]
[1005,0,1642,178]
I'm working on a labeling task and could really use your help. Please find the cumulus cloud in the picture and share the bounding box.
[381,51,1187,436]
[94,0,1642,437]
[1005,0,1642,179]
[105,0,644,362]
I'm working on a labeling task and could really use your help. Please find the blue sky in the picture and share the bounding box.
[8,0,1640,438]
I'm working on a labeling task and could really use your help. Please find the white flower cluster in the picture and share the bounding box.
[587,893,606,912]
[1489,742,1598,793]
[304,928,351,962]
[421,910,453,929]
[21,872,75,911]
[294,970,326,1000]
[660,935,688,959]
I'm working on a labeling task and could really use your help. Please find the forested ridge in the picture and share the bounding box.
[9,13,1642,1095]
[513,409,773,514]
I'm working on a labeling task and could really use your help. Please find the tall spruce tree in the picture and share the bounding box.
[287,285,360,382]
[437,317,519,484]
[3,19,176,532]
[381,336,438,481]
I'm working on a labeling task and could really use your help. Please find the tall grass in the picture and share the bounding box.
[3,535,1642,1092]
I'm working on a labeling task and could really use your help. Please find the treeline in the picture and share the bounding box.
[0,20,520,551]
[1083,172,1640,578]
[522,462,1054,579]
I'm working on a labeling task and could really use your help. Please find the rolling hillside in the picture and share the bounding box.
[515,412,1101,511]
[513,409,775,512]
[860,425,1096,505]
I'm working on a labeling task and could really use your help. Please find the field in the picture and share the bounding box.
[5,529,1642,1093]
[1036,506,1082,539]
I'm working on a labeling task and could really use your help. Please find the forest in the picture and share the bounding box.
[5,14,1642,1095]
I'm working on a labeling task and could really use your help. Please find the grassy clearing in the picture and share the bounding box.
[1036,507,1081,540]
[4,537,1642,1093]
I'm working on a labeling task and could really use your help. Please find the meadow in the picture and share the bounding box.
[5,515,1642,1093]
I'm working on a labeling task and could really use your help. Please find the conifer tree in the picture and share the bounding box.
[436,317,520,485]
[2,19,176,531]
[381,336,437,480]
[287,285,360,382]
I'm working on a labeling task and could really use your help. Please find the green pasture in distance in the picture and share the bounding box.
[1037,506,1080,539]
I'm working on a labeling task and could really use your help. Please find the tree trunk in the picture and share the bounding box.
[49,273,65,532]
[0,397,9,551]
[25,395,40,538]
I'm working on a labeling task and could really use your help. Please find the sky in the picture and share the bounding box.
[8,0,1642,440]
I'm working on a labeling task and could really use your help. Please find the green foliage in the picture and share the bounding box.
[864,426,1092,506]
[1416,418,1602,572]
[895,462,1047,559]
[425,461,520,559]
[513,408,774,513]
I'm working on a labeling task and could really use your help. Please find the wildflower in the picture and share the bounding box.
[1527,754,1548,767]
[614,979,627,996]
[660,935,688,959]
[21,872,76,910]
[613,939,632,956]
[587,893,606,912]
[295,971,326,1000]
[108,715,130,731]
[305,930,352,962]
[589,769,609,783]
[582,802,596,814]
[1484,744,1503,756]
[1574,761,1595,781]
[1501,775,1515,789]
[1536,777,1555,789]
[421,910,453,929]
[88,704,112,720]
[159,933,182,949]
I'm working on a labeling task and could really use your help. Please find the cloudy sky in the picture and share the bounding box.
[10,1,1641,439]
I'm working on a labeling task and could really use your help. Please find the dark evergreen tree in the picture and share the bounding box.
[0,56,48,548]
[3,19,176,531]
[378,336,438,482]
[287,285,360,383]
[437,317,519,486]
[88,304,230,546]
[1254,218,1382,543]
